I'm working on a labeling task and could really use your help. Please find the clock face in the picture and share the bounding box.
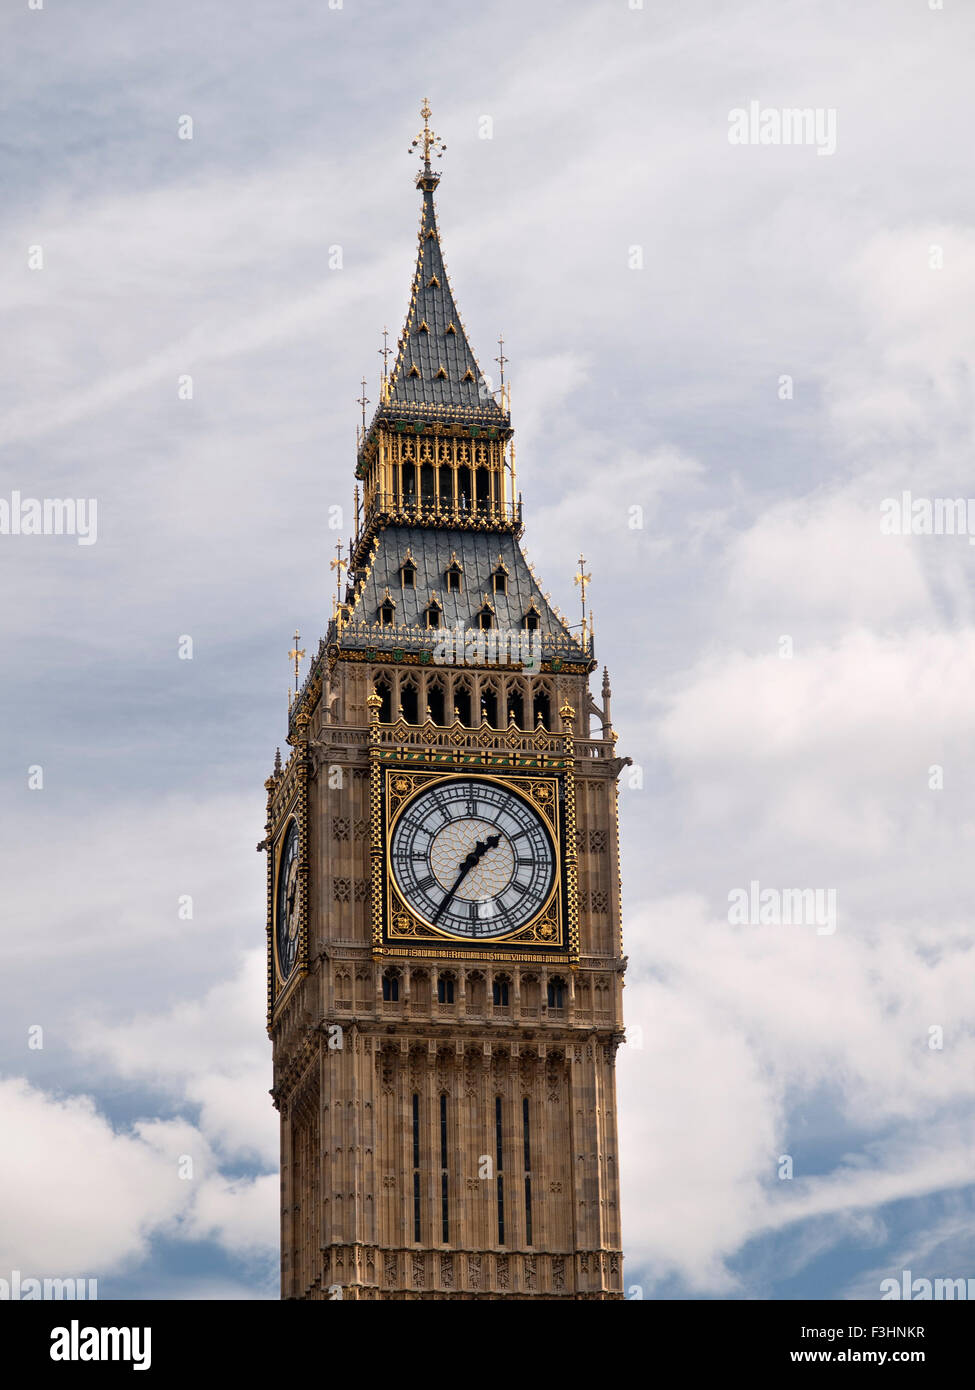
[275,820,300,981]
[389,778,556,939]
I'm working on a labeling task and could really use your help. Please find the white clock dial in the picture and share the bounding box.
[389,778,555,939]
[275,820,300,980]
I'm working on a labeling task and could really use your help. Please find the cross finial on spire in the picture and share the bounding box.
[330,540,346,602]
[409,98,446,177]
[574,554,591,644]
[495,333,508,387]
[288,628,305,697]
[357,377,370,432]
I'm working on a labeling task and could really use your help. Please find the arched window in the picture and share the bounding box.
[437,973,455,1004]
[477,602,495,631]
[425,598,442,629]
[426,678,446,726]
[420,462,435,506]
[379,599,395,626]
[453,678,473,727]
[400,561,416,588]
[475,466,491,513]
[374,676,392,723]
[492,563,508,595]
[493,974,511,1007]
[457,467,472,511]
[506,682,526,729]
[547,976,566,1010]
[479,681,499,729]
[532,687,551,731]
[438,464,452,511]
[399,679,419,724]
[382,969,400,1002]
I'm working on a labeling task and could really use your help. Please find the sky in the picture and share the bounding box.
[1,0,974,1301]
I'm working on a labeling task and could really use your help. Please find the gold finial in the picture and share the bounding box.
[288,628,305,700]
[495,333,507,387]
[573,554,591,644]
[356,377,370,440]
[330,540,346,602]
[409,98,446,174]
[379,326,391,399]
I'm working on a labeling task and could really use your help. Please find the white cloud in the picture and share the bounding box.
[619,894,975,1291]
[0,1077,276,1277]
[4,0,975,1300]
[79,949,276,1166]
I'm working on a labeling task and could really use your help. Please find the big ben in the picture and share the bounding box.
[264,104,628,1300]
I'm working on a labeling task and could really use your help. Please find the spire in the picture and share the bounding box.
[381,101,507,422]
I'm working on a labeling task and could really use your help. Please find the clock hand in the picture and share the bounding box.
[432,834,502,923]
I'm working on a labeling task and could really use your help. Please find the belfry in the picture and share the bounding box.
[264,103,627,1299]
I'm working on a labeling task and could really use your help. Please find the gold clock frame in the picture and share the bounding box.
[267,787,309,1015]
[373,766,571,955]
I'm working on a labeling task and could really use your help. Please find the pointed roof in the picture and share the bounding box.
[340,525,588,658]
[386,180,504,418]
[359,103,509,450]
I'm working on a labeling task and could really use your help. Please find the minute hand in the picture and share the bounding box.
[432,834,501,923]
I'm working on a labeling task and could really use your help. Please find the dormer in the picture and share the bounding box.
[521,599,541,631]
[378,588,396,626]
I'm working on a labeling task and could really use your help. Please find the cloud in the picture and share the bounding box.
[0,1077,273,1274]
[619,894,975,1291]
[79,949,276,1166]
[4,0,975,1300]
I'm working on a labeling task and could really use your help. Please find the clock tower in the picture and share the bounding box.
[264,104,628,1300]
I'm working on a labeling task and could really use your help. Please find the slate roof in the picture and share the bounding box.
[339,526,585,657]
[379,182,507,422]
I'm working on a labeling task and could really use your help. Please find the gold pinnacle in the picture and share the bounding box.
[288,629,305,694]
[409,98,446,171]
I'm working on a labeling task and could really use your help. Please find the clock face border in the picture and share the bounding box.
[272,811,304,995]
[380,768,568,950]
